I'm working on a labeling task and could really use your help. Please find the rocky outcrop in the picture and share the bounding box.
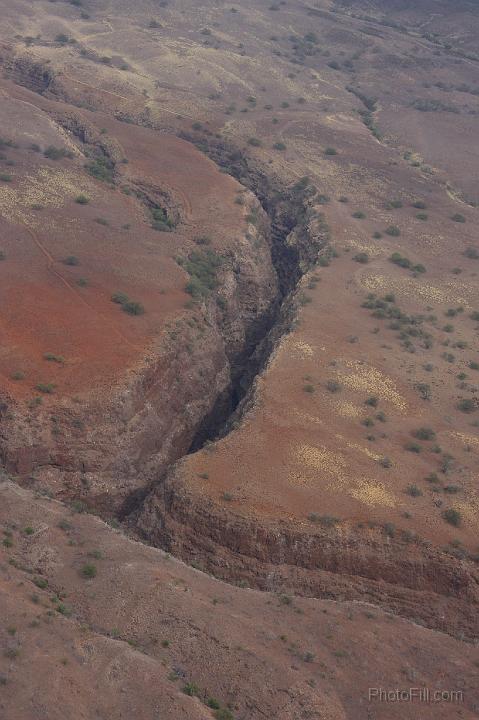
[0,194,279,513]
[137,468,479,640]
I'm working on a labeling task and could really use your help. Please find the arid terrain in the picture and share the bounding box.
[0,1,478,718]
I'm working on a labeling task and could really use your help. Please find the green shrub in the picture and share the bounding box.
[308,514,338,527]
[81,563,97,578]
[248,137,262,147]
[326,380,341,393]
[352,211,366,219]
[85,156,114,183]
[183,250,222,299]
[406,484,422,497]
[383,522,395,538]
[390,252,410,269]
[458,398,476,413]
[451,214,465,223]
[35,383,55,394]
[182,682,200,697]
[385,225,400,237]
[64,256,79,266]
[273,142,286,151]
[413,263,426,273]
[324,147,337,155]
[413,427,436,441]
[444,485,461,494]
[44,146,73,161]
[0,173,12,182]
[416,213,428,221]
[442,508,461,527]
[151,206,175,231]
[43,352,65,364]
[122,300,145,316]
[353,252,369,264]
[111,292,129,305]
[412,200,426,209]
[33,577,48,589]
[213,709,234,720]
[464,246,479,259]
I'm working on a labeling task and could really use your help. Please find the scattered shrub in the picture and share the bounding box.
[183,250,222,300]
[385,225,400,237]
[353,252,369,264]
[406,484,422,497]
[44,146,73,161]
[111,292,129,305]
[458,398,476,413]
[122,301,145,316]
[442,508,461,527]
[81,563,97,579]
[451,213,465,223]
[151,206,175,231]
[413,427,436,441]
[35,383,55,394]
[64,256,79,266]
[85,156,114,183]
[390,252,410,269]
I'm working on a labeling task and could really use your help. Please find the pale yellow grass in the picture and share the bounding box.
[363,274,472,308]
[0,167,93,228]
[350,480,397,508]
[337,360,407,411]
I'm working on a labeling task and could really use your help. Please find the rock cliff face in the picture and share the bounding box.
[137,466,479,640]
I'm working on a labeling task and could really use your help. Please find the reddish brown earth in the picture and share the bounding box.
[0,0,478,718]
[1,480,479,720]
